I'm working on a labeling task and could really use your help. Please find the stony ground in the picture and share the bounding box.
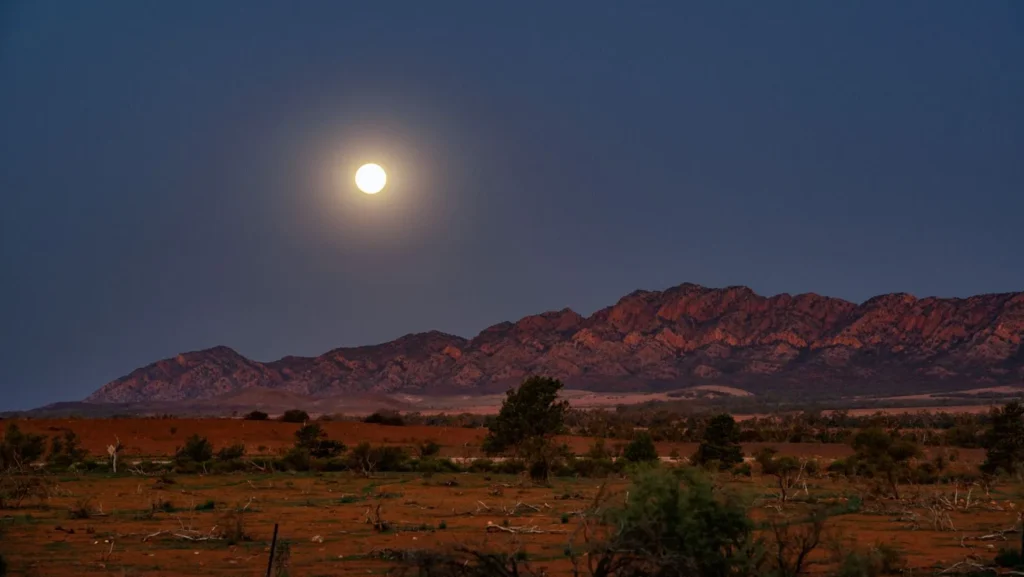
[0,418,1014,576]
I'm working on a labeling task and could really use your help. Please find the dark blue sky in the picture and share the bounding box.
[1,2,1022,410]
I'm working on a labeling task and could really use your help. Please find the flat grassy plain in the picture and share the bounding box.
[0,418,1017,576]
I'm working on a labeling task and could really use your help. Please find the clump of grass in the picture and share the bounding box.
[217,509,250,545]
[438,521,447,530]
[561,513,570,524]
[68,497,93,519]
[196,500,216,511]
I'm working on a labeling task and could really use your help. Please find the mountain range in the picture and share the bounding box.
[86,283,1024,404]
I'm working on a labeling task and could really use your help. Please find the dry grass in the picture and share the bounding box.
[0,418,1006,575]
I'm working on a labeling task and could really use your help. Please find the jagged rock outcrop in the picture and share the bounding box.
[87,283,1024,402]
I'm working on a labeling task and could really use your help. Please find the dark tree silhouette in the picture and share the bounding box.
[693,413,744,469]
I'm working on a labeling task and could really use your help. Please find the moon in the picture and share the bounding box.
[355,163,387,194]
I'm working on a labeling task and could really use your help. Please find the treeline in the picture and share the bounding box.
[314,404,1001,449]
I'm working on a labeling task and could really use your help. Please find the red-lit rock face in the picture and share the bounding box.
[87,284,1024,402]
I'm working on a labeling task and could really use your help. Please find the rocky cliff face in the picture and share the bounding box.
[86,283,1024,403]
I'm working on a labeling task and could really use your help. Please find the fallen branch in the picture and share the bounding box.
[485,522,566,534]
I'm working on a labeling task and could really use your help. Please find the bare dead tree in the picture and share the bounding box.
[766,508,827,577]
[107,436,123,473]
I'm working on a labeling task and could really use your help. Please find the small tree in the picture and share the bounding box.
[0,424,47,470]
[755,448,803,502]
[693,413,744,470]
[849,428,920,499]
[48,430,87,469]
[586,438,614,461]
[622,432,659,463]
[243,410,268,421]
[766,508,827,577]
[482,376,569,481]
[293,423,345,458]
[981,401,1024,476]
[280,409,310,423]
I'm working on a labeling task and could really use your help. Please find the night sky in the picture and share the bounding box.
[1,2,1022,410]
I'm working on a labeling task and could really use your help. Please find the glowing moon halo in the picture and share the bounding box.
[355,163,387,194]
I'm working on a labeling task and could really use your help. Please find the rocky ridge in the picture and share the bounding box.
[87,283,1024,403]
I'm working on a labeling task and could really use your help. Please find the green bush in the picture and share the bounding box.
[492,460,527,475]
[363,411,405,426]
[995,547,1024,569]
[732,462,752,477]
[692,414,744,470]
[216,443,246,461]
[622,432,659,463]
[278,448,311,471]
[175,435,214,464]
[47,430,87,469]
[415,458,461,476]
[417,440,441,457]
[209,459,248,474]
[280,409,310,423]
[294,424,345,458]
[317,457,348,472]
[596,467,763,575]
[468,458,493,473]
[834,541,906,577]
[347,443,410,474]
[571,457,621,478]
[0,424,47,469]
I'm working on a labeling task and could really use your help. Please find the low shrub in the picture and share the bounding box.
[732,462,752,477]
[217,509,250,545]
[243,411,268,421]
[47,430,87,469]
[363,411,405,426]
[217,443,246,461]
[417,440,441,457]
[68,497,94,519]
[995,547,1024,569]
[492,460,526,475]
[318,457,349,472]
[570,457,621,478]
[278,448,312,472]
[175,434,213,465]
[347,443,410,475]
[209,459,248,474]
[622,432,659,463]
[833,541,906,577]
[280,409,309,423]
[0,423,47,469]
